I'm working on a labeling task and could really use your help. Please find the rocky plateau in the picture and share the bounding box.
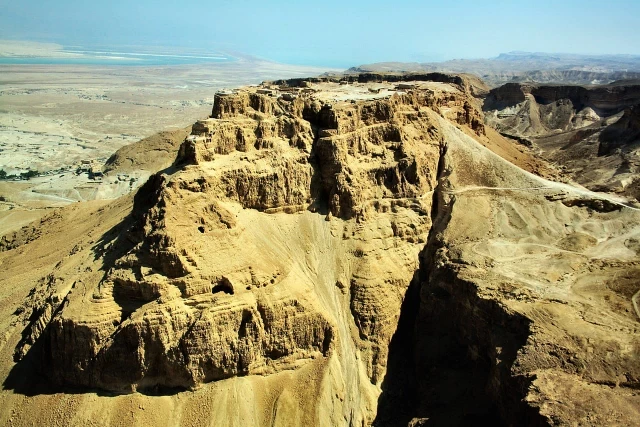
[0,73,638,426]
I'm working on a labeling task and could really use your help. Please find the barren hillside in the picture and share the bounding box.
[348,52,640,87]
[484,81,640,203]
[0,74,638,426]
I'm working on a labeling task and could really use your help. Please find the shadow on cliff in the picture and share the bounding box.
[3,329,120,397]
[4,167,185,397]
[372,269,421,426]
[4,337,185,397]
[373,249,506,427]
[3,206,139,397]
[598,105,640,156]
[375,239,537,426]
[307,125,330,217]
[374,144,515,426]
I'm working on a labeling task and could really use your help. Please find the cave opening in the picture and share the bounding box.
[212,277,234,295]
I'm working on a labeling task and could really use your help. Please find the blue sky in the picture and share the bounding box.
[1,0,639,67]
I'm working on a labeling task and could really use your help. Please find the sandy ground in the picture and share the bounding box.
[0,60,336,234]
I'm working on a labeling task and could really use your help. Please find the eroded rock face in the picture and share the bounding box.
[483,80,640,204]
[484,82,640,114]
[31,80,478,398]
[7,76,640,426]
[599,104,640,155]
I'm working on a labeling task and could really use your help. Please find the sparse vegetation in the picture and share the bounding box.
[0,169,39,180]
[20,170,39,180]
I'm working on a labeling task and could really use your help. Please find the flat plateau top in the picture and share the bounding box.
[307,81,460,102]
[231,80,462,105]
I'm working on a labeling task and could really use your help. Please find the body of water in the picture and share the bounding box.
[0,47,235,66]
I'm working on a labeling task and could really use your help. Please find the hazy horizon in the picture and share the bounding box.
[1,0,640,68]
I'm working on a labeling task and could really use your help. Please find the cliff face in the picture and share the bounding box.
[7,82,464,417]
[599,105,640,154]
[2,77,639,427]
[484,81,640,115]
[483,81,640,203]
[273,71,488,92]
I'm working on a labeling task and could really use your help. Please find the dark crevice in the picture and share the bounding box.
[238,310,253,339]
[411,139,507,425]
[429,142,448,221]
[373,141,450,426]
[375,140,544,426]
[112,285,146,323]
[372,269,422,426]
[321,327,333,355]
[308,124,330,215]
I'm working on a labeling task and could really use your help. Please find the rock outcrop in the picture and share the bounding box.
[484,80,640,203]
[2,76,639,426]
[599,104,640,155]
[484,81,640,115]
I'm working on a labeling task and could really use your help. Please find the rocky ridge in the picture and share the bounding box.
[484,81,640,203]
[1,75,639,426]
[347,53,640,87]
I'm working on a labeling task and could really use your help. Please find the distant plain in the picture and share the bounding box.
[0,41,336,234]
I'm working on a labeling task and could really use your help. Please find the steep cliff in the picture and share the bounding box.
[484,81,640,203]
[599,105,640,155]
[484,81,640,115]
[1,77,639,427]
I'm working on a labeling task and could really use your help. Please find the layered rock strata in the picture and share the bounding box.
[3,77,639,426]
[484,80,640,203]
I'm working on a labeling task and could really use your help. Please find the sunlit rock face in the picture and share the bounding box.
[7,75,640,426]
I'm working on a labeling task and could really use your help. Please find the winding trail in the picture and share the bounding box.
[444,185,640,212]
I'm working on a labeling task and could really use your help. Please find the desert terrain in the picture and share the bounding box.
[483,80,640,204]
[349,52,640,87]
[0,70,638,426]
[0,59,334,235]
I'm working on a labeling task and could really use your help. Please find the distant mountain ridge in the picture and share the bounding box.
[348,51,640,87]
